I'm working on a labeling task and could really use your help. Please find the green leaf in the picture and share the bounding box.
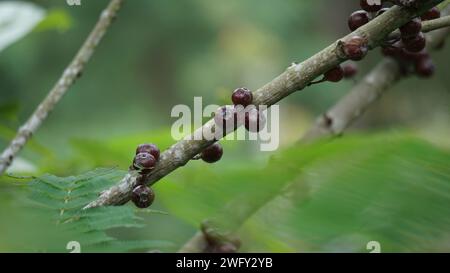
[22,168,171,252]
[72,206,144,232]
[86,240,174,253]
[276,136,450,252]
[73,231,115,246]
[158,133,450,252]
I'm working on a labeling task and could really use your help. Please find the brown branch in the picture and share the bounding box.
[304,15,450,142]
[84,0,444,210]
[178,6,450,253]
[0,0,124,175]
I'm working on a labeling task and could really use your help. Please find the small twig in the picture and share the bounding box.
[423,15,450,31]
[387,15,450,41]
[0,0,124,175]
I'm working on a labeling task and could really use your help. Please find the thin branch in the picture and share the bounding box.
[84,0,444,210]
[388,15,450,40]
[304,16,450,142]
[178,7,450,253]
[302,59,401,141]
[423,15,450,31]
[0,0,124,175]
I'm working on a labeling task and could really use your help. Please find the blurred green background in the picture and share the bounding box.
[0,0,449,252]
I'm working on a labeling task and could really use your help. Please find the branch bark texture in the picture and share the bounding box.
[84,0,444,210]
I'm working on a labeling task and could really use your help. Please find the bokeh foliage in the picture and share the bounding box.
[0,0,449,252]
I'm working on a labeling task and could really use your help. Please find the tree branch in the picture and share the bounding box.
[0,0,124,175]
[302,59,401,141]
[422,15,450,31]
[388,15,450,40]
[84,0,444,210]
[304,13,450,142]
[178,6,450,253]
